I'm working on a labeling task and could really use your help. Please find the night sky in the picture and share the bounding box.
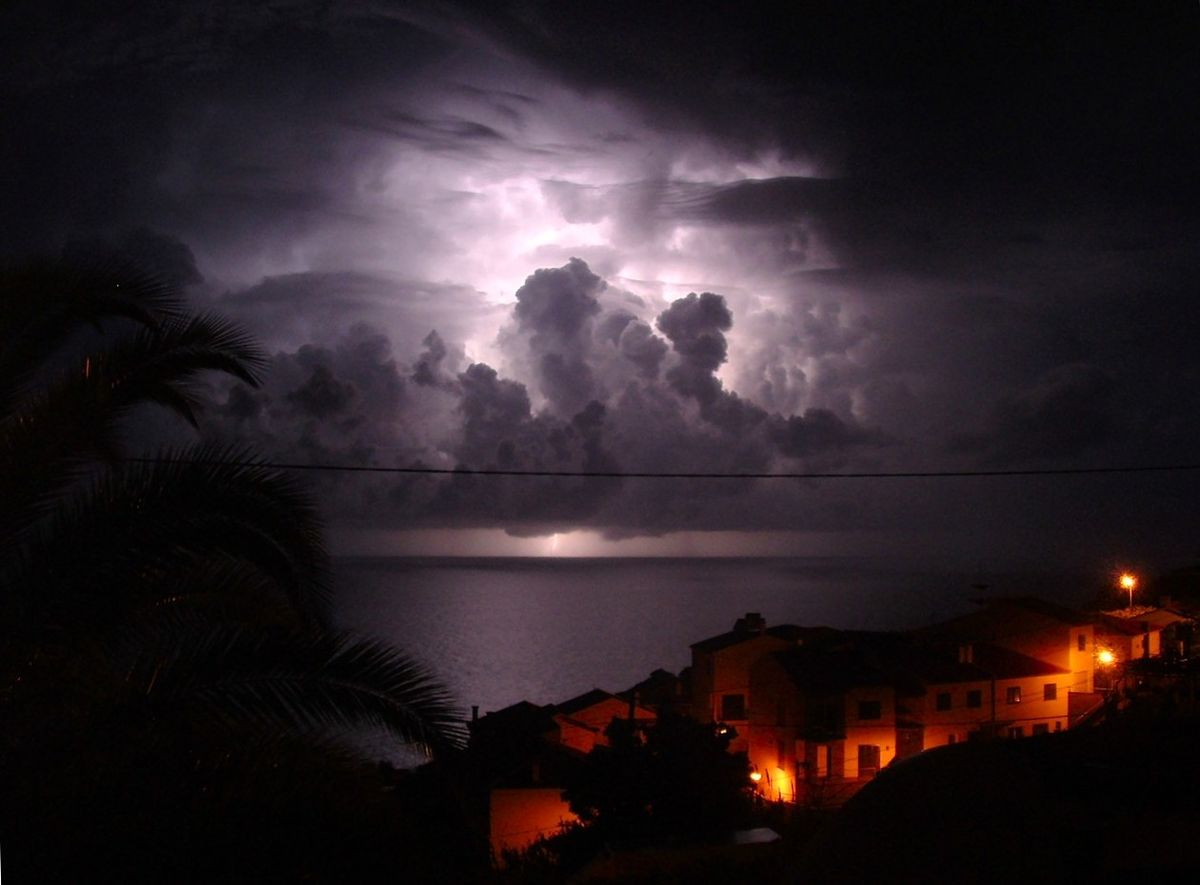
[4,2,1198,570]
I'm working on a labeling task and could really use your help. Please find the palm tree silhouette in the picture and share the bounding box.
[0,255,467,880]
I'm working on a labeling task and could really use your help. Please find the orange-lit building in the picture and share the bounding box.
[689,612,805,753]
[552,689,657,753]
[743,633,1074,806]
[748,640,897,806]
[468,689,656,861]
[1093,607,1191,665]
[906,643,1072,745]
[914,597,1097,694]
[690,597,1099,807]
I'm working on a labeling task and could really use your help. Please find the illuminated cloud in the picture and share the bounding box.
[4,2,1199,563]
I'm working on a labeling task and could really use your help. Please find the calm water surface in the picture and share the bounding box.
[332,556,1086,723]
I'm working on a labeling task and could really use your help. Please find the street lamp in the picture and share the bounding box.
[1119,572,1137,609]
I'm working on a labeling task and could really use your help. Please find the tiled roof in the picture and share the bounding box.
[968,643,1070,679]
[469,699,556,737]
[690,623,807,652]
[915,596,1093,643]
[766,633,1067,696]
[553,688,622,717]
[1098,608,1190,632]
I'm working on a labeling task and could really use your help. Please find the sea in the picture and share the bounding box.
[332,555,1097,754]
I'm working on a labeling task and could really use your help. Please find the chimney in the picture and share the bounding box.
[471,705,479,722]
[736,612,766,634]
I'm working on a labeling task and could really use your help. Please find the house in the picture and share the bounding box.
[744,629,1075,807]
[1094,606,1191,664]
[913,596,1097,694]
[618,667,691,718]
[551,688,656,753]
[467,690,656,860]
[467,701,580,861]
[907,642,1072,745]
[748,638,897,806]
[689,612,805,753]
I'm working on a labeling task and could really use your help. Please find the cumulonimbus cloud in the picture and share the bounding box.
[202,257,887,536]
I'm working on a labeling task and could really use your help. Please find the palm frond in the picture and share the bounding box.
[0,317,266,545]
[98,312,268,423]
[7,444,332,630]
[0,256,183,418]
[119,623,466,757]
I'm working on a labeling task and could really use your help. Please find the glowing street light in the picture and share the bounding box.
[1119,572,1138,609]
[1097,648,1116,666]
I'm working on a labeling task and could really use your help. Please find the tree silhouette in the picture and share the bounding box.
[563,711,753,847]
[0,255,467,881]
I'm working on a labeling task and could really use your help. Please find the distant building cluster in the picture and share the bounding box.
[468,593,1195,858]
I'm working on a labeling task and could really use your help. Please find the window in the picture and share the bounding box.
[966,689,982,709]
[815,702,842,733]
[857,700,882,720]
[858,744,881,777]
[935,692,951,711]
[1078,633,1087,651]
[1006,686,1021,704]
[947,733,957,745]
[1007,726,1024,739]
[1054,721,1062,732]
[1043,683,1057,701]
[815,744,830,778]
[721,693,746,720]
[1032,723,1049,736]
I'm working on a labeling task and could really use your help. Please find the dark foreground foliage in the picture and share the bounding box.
[563,711,755,845]
[798,702,1200,884]
[0,256,469,882]
[492,711,757,880]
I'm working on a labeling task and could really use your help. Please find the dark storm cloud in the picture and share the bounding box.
[466,3,1199,190]
[202,259,888,535]
[464,1,1200,291]
[60,228,203,288]
[456,363,532,465]
[0,2,446,254]
[412,330,461,389]
[615,320,667,379]
[5,1,1200,565]
[509,258,605,415]
[211,322,410,474]
[346,107,512,156]
[657,292,733,404]
[769,409,887,459]
[211,271,501,355]
[514,258,604,347]
[951,363,1117,465]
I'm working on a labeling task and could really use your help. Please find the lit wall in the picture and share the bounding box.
[1066,625,1096,693]
[490,788,578,862]
[993,673,1070,736]
[694,633,792,752]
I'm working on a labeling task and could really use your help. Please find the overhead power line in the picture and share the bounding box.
[127,457,1200,481]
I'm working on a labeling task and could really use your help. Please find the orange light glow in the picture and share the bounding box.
[1097,649,1116,666]
[773,767,793,802]
[1118,572,1138,608]
[749,771,762,783]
